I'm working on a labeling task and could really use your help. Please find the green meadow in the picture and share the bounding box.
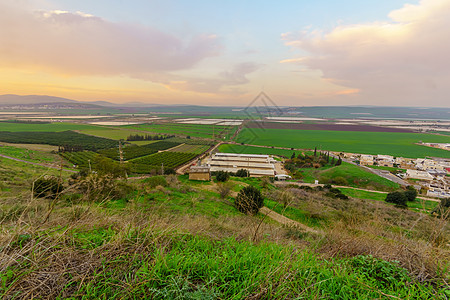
[236,128,450,158]
[0,122,99,132]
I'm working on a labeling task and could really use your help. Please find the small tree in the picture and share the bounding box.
[236,168,250,177]
[404,186,418,202]
[215,170,230,182]
[291,152,296,159]
[235,185,264,215]
[385,191,408,208]
[33,176,63,199]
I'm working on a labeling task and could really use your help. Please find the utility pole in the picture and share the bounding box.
[119,139,124,164]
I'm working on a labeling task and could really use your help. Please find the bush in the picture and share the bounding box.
[432,198,450,219]
[235,185,264,215]
[216,182,234,199]
[143,176,168,188]
[385,191,408,208]
[235,169,250,178]
[404,186,418,202]
[215,171,230,182]
[33,176,63,199]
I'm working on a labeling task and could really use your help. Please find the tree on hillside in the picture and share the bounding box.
[404,186,418,202]
[314,147,317,157]
[215,170,230,182]
[291,152,296,159]
[235,185,264,215]
[335,157,342,166]
[385,191,408,208]
[236,169,250,177]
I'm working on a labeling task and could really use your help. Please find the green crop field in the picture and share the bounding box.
[236,128,450,158]
[0,122,99,132]
[78,127,148,140]
[167,144,210,154]
[126,123,236,139]
[218,144,294,157]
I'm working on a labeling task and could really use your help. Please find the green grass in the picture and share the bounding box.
[236,128,450,158]
[265,199,323,228]
[298,162,400,191]
[338,187,439,212]
[0,145,58,163]
[79,127,147,140]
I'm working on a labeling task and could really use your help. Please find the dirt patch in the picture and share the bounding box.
[246,122,414,133]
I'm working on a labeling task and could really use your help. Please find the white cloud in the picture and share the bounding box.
[282,0,450,106]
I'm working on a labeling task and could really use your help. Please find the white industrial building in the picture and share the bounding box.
[206,153,276,177]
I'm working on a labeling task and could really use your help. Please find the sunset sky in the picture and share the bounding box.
[1,0,449,107]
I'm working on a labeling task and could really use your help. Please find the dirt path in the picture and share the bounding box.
[0,154,76,173]
[259,206,318,233]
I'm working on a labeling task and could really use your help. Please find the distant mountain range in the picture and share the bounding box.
[0,94,140,107]
[1,94,449,120]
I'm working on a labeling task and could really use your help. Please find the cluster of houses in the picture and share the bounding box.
[345,153,450,198]
[421,142,450,151]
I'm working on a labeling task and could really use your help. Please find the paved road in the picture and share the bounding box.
[0,154,76,173]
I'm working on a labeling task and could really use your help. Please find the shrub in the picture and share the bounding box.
[235,169,250,177]
[235,185,264,215]
[385,191,408,208]
[216,182,233,199]
[432,198,450,219]
[332,176,348,186]
[215,171,230,182]
[404,186,418,202]
[143,176,168,188]
[33,176,63,199]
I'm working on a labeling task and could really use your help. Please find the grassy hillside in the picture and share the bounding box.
[0,165,448,298]
[236,128,450,158]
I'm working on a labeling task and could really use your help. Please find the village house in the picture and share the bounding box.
[406,169,434,181]
[188,166,211,181]
[376,155,395,167]
[359,155,374,166]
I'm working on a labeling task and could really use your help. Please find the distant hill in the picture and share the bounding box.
[0,94,79,105]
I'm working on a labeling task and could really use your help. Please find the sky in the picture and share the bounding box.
[1,0,449,107]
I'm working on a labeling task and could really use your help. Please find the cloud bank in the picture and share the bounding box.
[0,2,236,94]
[282,0,450,106]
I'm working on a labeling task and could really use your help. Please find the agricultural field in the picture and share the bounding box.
[129,152,197,173]
[59,151,99,168]
[0,131,117,151]
[218,143,294,157]
[126,122,236,139]
[167,144,210,154]
[166,137,216,146]
[0,122,99,132]
[236,127,450,158]
[78,127,147,141]
[100,145,156,161]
